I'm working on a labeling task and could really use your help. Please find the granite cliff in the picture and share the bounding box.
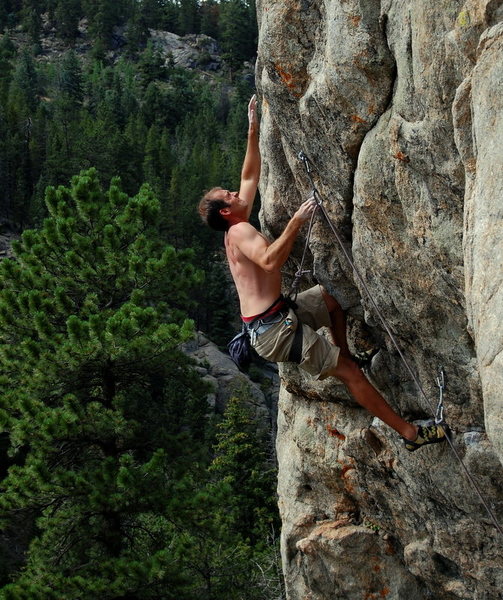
[255,1,503,598]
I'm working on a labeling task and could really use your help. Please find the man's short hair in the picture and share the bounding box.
[198,187,230,232]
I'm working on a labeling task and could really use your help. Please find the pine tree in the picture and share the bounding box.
[138,0,164,29]
[0,4,7,32]
[200,0,219,38]
[57,50,84,110]
[125,0,149,55]
[200,259,235,346]
[177,0,199,35]
[83,0,127,56]
[0,169,210,599]
[160,0,180,32]
[155,394,285,600]
[146,389,284,600]
[8,48,39,115]
[54,0,82,43]
[4,50,41,227]
[219,0,257,70]
[21,0,42,49]
[143,123,162,191]
[0,1,20,32]
[0,34,16,106]
[137,39,166,87]
[209,396,279,544]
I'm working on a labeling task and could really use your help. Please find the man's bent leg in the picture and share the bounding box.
[328,355,417,440]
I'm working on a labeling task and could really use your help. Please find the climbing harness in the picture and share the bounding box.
[296,150,503,537]
[228,295,304,369]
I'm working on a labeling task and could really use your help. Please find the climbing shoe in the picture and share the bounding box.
[352,348,379,369]
[403,420,449,452]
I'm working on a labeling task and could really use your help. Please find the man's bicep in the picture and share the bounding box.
[231,224,267,264]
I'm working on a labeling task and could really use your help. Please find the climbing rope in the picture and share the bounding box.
[288,192,318,300]
[297,150,503,537]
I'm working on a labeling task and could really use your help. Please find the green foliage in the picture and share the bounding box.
[2,0,258,64]
[0,41,13,89]
[0,170,210,598]
[177,0,200,35]
[210,395,279,544]
[219,0,257,70]
[54,0,81,42]
[8,48,38,114]
[137,40,168,87]
[20,0,42,47]
[83,0,127,51]
[57,50,84,109]
[0,10,280,598]
[3,41,255,335]
[128,393,284,600]
[125,2,149,56]
[0,1,257,236]
[200,0,219,38]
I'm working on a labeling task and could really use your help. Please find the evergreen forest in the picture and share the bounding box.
[0,2,284,598]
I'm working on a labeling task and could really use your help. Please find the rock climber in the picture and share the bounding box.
[198,94,447,452]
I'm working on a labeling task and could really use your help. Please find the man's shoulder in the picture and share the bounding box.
[227,220,257,239]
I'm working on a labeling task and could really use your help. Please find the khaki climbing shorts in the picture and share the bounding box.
[250,285,340,380]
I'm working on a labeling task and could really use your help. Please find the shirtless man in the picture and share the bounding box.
[198,95,446,452]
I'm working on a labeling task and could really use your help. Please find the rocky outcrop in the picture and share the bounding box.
[256,1,503,598]
[11,16,225,72]
[459,20,503,469]
[182,331,279,426]
[149,30,223,71]
[0,233,18,259]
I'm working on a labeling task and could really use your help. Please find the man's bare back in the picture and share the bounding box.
[221,201,317,315]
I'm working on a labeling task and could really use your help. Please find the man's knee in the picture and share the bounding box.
[321,286,341,314]
[330,355,364,385]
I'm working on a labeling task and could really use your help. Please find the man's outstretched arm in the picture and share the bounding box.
[239,95,261,220]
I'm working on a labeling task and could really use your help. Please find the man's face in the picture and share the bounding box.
[215,189,247,215]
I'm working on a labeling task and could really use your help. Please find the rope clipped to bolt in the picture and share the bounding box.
[288,156,322,300]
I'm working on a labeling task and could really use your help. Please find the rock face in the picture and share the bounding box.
[149,30,223,71]
[256,1,503,598]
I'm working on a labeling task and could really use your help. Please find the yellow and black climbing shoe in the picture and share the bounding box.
[352,348,379,369]
[404,420,449,452]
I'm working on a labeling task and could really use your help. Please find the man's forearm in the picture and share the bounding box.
[240,97,261,220]
[241,126,260,183]
[260,215,303,272]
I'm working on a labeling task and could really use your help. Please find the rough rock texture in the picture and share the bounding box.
[0,233,18,259]
[256,1,503,598]
[149,30,223,71]
[460,21,503,467]
[182,332,280,425]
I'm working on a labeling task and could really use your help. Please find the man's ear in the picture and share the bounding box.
[219,207,231,216]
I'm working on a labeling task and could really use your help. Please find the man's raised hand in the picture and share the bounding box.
[248,94,258,133]
[294,197,317,223]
